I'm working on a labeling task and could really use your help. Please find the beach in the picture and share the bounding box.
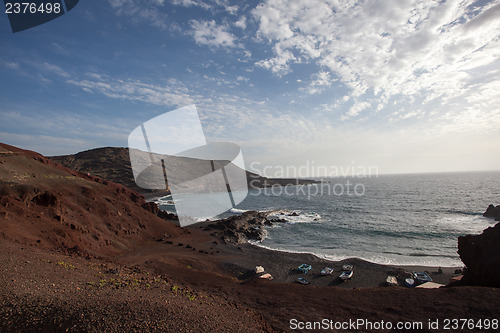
[115,218,462,290]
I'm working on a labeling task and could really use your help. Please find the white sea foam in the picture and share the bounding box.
[267,211,321,224]
[155,195,175,206]
[247,241,463,267]
[229,208,249,214]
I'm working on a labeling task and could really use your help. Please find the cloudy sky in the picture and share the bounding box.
[1,0,499,176]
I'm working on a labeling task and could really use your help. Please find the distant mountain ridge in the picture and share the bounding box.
[50,147,141,193]
[49,147,317,195]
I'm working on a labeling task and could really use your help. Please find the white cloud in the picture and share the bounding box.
[10,64,500,173]
[0,60,20,70]
[0,105,134,156]
[234,16,247,30]
[68,76,196,108]
[255,45,298,75]
[63,73,277,144]
[41,62,71,78]
[400,110,423,120]
[108,0,132,7]
[108,0,170,29]
[252,0,500,120]
[169,0,210,9]
[225,5,239,15]
[342,101,371,120]
[190,20,238,48]
[1,59,73,83]
[303,71,333,94]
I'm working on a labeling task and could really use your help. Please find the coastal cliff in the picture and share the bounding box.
[457,205,500,287]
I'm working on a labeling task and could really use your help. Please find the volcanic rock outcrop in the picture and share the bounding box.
[458,218,500,287]
[483,204,500,221]
[204,211,276,244]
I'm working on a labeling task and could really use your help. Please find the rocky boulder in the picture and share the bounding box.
[483,204,500,221]
[457,221,500,287]
[205,211,282,244]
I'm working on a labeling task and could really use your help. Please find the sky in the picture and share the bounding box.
[1,0,499,176]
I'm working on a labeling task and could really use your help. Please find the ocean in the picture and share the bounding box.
[156,171,500,267]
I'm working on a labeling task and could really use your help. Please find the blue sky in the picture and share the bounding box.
[1,0,499,175]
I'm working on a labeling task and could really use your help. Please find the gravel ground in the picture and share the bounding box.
[0,239,271,332]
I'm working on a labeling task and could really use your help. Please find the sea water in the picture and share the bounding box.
[157,171,500,267]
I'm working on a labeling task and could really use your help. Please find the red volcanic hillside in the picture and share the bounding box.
[0,142,182,257]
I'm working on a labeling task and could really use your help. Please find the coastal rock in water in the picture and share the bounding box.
[205,211,279,244]
[457,221,500,287]
[483,204,500,221]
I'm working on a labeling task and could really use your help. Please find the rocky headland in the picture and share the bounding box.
[457,204,500,287]
[49,147,319,197]
[483,204,500,221]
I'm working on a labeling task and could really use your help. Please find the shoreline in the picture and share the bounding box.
[247,240,464,269]
[146,191,484,270]
[191,209,466,283]
[122,194,471,288]
[122,211,463,290]
[211,241,460,288]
